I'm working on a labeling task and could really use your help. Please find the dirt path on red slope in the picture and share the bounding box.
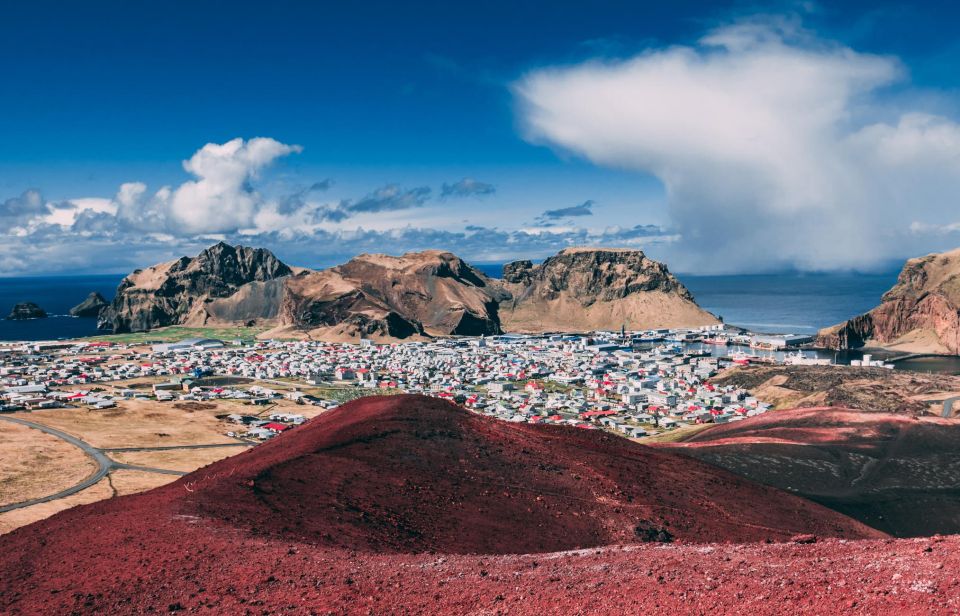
[664,412,960,537]
[844,423,909,495]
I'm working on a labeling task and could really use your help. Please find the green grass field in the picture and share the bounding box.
[304,386,402,404]
[82,325,270,345]
[527,379,575,394]
[639,423,713,443]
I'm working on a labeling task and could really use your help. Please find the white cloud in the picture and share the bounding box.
[515,16,960,271]
[45,197,117,226]
[0,138,666,274]
[56,137,304,236]
[22,138,305,238]
[168,137,302,233]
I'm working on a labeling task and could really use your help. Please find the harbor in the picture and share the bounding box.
[631,329,960,375]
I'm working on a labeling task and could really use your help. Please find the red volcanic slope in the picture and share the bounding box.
[179,395,881,552]
[0,395,933,616]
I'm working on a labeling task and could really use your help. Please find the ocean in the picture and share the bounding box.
[0,269,901,342]
[0,275,123,342]
[680,271,901,336]
[475,264,901,337]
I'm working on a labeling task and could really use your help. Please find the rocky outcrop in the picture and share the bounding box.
[100,245,507,340]
[69,292,109,318]
[98,242,293,333]
[5,302,46,320]
[502,259,534,284]
[279,251,508,340]
[100,243,716,340]
[818,248,960,354]
[498,247,718,332]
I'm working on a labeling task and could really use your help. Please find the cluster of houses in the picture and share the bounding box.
[223,412,307,440]
[0,325,773,441]
[451,339,768,437]
[0,383,116,411]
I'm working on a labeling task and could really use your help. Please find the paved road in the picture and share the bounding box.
[0,416,190,513]
[113,464,186,476]
[943,396,960,418]
[102,442,251,453]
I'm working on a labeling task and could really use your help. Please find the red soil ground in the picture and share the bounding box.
[664,407,960,537]
[3,395,956,615]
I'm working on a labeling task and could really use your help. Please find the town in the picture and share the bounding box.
[0,325,798,443]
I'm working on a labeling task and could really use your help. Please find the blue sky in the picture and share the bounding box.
[2,1,960,275]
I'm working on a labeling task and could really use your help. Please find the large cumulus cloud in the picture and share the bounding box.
[515,16,960,272]
[112,137,303,234]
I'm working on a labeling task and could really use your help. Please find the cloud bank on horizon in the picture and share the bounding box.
[515,15,960,272]
[0,137,669,275]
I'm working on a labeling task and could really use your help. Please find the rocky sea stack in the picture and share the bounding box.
[5,302,47,320]
[818,247,960,354]
[69,292,109,318]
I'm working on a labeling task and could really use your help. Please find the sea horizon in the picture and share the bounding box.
[0,267,902,341]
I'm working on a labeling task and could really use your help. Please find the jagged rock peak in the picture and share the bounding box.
[497,246,717,332]
[100,243,293,333]
[171,242,293,284]
[69,292,109,317]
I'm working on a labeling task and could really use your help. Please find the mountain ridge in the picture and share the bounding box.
[98,243,717,340]
[500,247,717,332]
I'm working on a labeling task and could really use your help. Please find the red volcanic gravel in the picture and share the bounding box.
[180,395,881,552]
[5,395,956,615]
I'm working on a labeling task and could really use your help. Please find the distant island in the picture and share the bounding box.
[5,302,47,320]
[69,292,109,318]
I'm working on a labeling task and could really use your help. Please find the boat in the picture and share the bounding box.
[783,351,832,366]
[702,337,730,346]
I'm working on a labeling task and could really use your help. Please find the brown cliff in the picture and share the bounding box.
[100,244,716,341]
[818,248,960,354]
[498,247,718,332]
[274,250,508,340]
[97,242,293,332]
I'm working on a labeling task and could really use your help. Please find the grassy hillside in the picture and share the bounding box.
[82,325,269,345]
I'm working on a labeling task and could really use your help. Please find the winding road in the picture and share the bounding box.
[0,416,116,513]
[102,443,251,453]
[0,416,247,513]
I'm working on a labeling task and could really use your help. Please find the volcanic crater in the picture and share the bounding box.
[178,395,881,555]
[8,395,957,615]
